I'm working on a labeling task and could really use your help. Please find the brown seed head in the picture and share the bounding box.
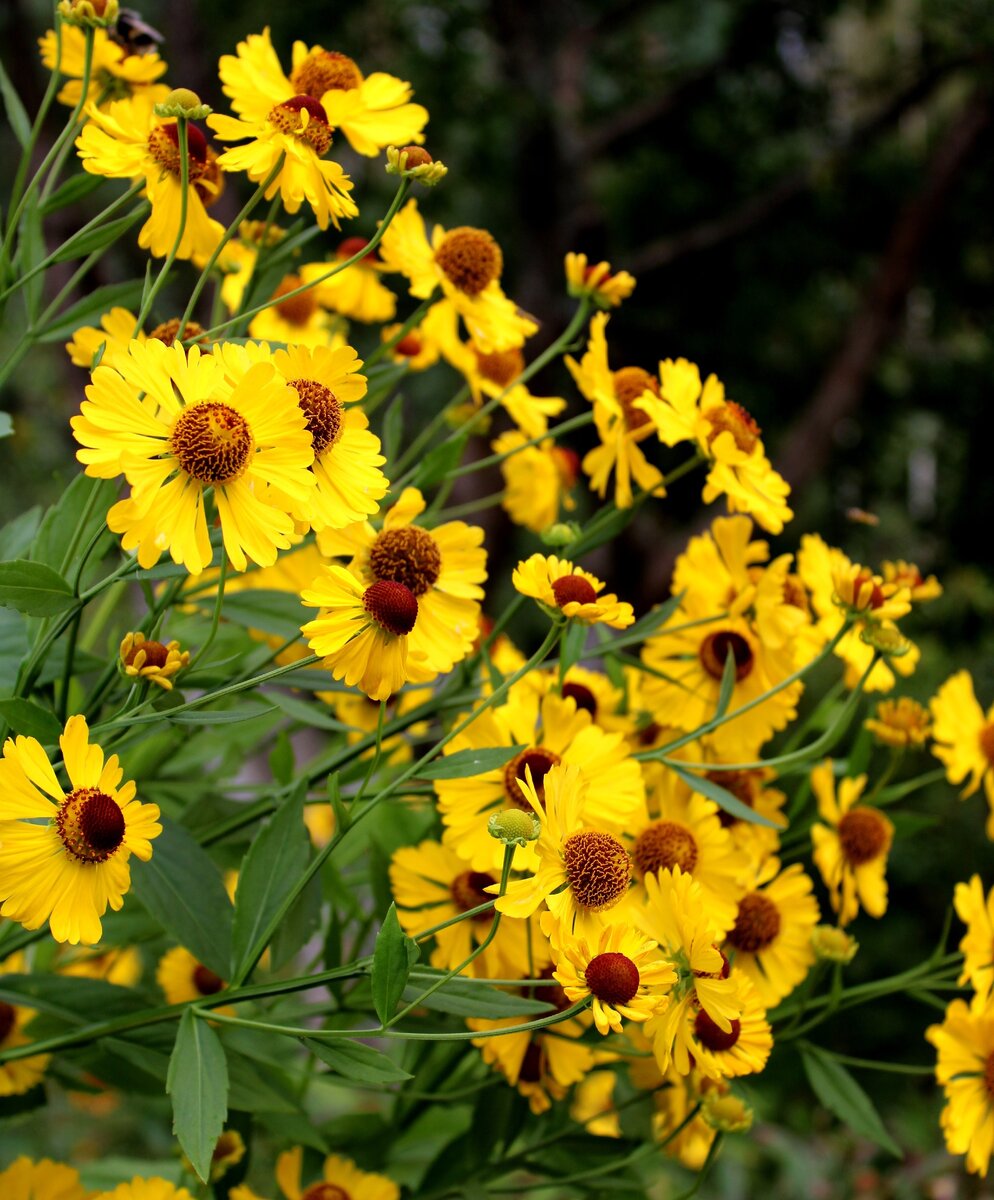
[368,527,442,596]
[271,275,320,326]
[147,318,206,347]
[268,96,332,154]
[698,629,754,682]
[706,401,761,454]
[147,121,208,179]
[838,807,889,866]
[552,574,598,609]
[561,681,597,717]
[612,367,658,432]
[171,402,253,485]
[56,788,126,863]
[192,964,225,996]
[503,747,561,810]
[362,580,418,636]
[290,379,343,456]
[562,831,631,911]
[434,228,502,295]
[694,1010,741,1052]
[450,870,497,920]
[727,892,782,953]
[634,820,698,877]
[474,347,524,389]
[290,49,363,96]
[585,952,640,1006]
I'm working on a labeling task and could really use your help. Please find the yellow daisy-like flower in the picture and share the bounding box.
[493,431,578,534]
[0,1157,89,1200]
[678,761,787,867]
[512,553,635,629]
[927,997,994,1177]
[0,716,161,945]
[831,560,912,624]
[675,973,772,1080]
[565,252,636,309]
[554,922,674,1035]
[495,762,634,939]
[300,238,398,324]
[341,486,485,678]
[380,320,440,370]
[571,1066,622,1137]
[301,563,428,701]
[93,1180,195,1200]
[955,875,994,1004]
[58,943,142,986]
[810,760,893,926]
[39,25,167,109]
[931,671,994,836]
[215,341,388,533]
[246,273,347,348]
[76,93,224,262]
[435,688,645,873]
[66,306,143,373]
[0,953,51,1097]
[209,86,357,231]
[119,632,189,690]
[865,696,932,748]
[193,1130,246,1184]
[330,686,431,764]
[156,946,227,1006]
[518,665,634,737]
[565,312,665,509]
[651,1070,719,1169]
[882,558,942,603]
[217,28,427,159]
[722,859,819,1006]
[71,339,316,574]
[272,1146,399,1200]
[378,197,537,354]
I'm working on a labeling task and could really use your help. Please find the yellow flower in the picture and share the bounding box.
[71,340,316,574]
[810,760,893,926]
[565,312,665,509]
[273,1146,399,1200]
[831,560,912,624]
[955,875,994,1004]
[722,859,819,1006]
[247,273,347,348]
[39,25,167,109]
[493,431,578,534]
[810,924,858,963]
[0,1157,89,1200]
[119,632,189,690]
[565,252,636,309]
[380,321,439,370]
[218,221,286,312]
[865,696,932,748]
[191,1130,246,1183]
[927,997,994,1177]
[94,1180,196,1200]
[76,93,224,262]
[931,671,994,836]
[330,686,432,765]
[0,953,51,1097]
[675,973,772,1080]
[882,559,942,603]
[517,664,634,736]
[554,922,675,1035]
[435,688,645,873]
[0,716,160,945]
[66,306,142,372]
[217,28,428,158]
[571,1067,622,1137]
[651,1070,719,1169]
[495,763,634,939]
[378,197,537,354]
[156,946,227,1006]
[512,553,634,629]
[58,943,142,985]
[299,238,398,323]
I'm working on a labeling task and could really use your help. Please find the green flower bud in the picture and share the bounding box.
[488,808,540,847]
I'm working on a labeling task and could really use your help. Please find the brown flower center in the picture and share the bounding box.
[211,1131,242,1165]
[56,788,126,864]
[699,630,754,682]
[271,275,319,326]
[553,446,581,487]
[268,96,333,154]
[362,580,418,637]
[192,964,225,996]
[551,574,598,608]
[434,228,502,295]
[147,121,208,180]
[337,235,377,263]
[368,527,442,597]
[291,49,363,96]
[980,723,994,767]
[450,870,497,921]
[503,747,561,810]
[289,379,343,456]
[301,1186,350,1200]
[519,1040,546,1083]
[837,807,889,866]
[125,638,170,669]
[0,1001,16,1045]
[782,573,810,614]
[474,348,524,388]
[612,367,659,432]
[706,401,760,454]
[694,1010,741,1052]
[585,952,640,1006]
[634,820,698,876]
[562,831,632,911]
[561,682,597,717]
[394,332,423,358]
[195,146,225,209]
[706,768,762,828]
[147,318,207,347]
[171,402,254,486]
[726,892,781,953]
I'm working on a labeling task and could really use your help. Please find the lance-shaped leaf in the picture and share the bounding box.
[370,903,420,1024]
[167,1010,228,1182]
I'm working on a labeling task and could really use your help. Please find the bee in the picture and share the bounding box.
[110,9,165,56]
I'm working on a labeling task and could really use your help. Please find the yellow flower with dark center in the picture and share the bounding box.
[565,252,636,309]
[261,1146,399,1200]
[512,553,635,629]
[120,631,189,690]
[155,946,233,1019]
[378,197,537,354]
[865,696,932,748]
[216,28,427,158]
[39,24,167,108]
[493,430,578,534]
[882,558,942,603]
[58,943,142,985]
[554,922,675,1035]
[247,272,347,348]
[927,997,994,1177]
[67,310,210,373]
[76,92,224,263]
[297,238,398,324]
[71,340,316,575]
[93,1180,196,1200]
[0,716,160,944]
[517,664,634,736]
[380,321,440,370]
[0,1157,89,1200]
[955,876,994,1004]
[0,953,51,1097]
[810,760,893,926]
[676,973,772,1080]
[435,687,645,873]
[931,671,994,837]
[565,313,665,509]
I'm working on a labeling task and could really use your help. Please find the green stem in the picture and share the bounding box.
[133,118,190,333]
[188,549,227,671]
[363,293,437,369]
[6,21,63,223]
[449,412,595,481]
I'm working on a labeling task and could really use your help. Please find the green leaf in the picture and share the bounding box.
[51,211,145,263]
[0,559,76,616]
[303,1037,413,1084]
[168,704,276,726]
[0,506,42,560]
[212,589,307,640]
[231,786,310,980]
[269,691,353,733]
[40,173,107,215]
[0,608,28,683]
[714,645,737,719]
[799,1042,901,1157]
[0,59,31,147]
[415,436,466,489]
[32,475,118,574]
[416,744,527,781]
[381,393,405,464]
[327,772,350,833]
[402,974,553,1019]
[370,902,420,1024]
[269,731,294,786]
[270,867,323,971]
[669,762,779,829]
[167,1010,228,1183]
[130,819,233,978]
[0,698,61,742]
[35,281,145,342]
[605,592,684,650]
[558,620,587,682]
[20,202,46,322]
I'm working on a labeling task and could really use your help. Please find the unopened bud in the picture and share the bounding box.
[488,808,541,847]
[700,1091,753,1134]
[155,88,212,120]
[541,522,579,548]
[811,924,858,964]
[859,624,911,658]
[57,0,119,27]
[386,144,448,185]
